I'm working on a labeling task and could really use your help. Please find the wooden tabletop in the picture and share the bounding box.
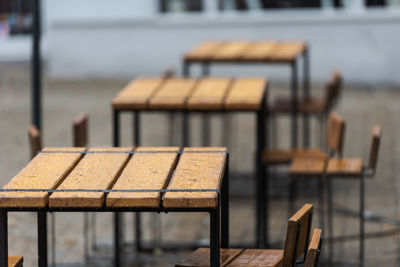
[112,77,267,111]
[184,40,306,63]
[0,147,227,209]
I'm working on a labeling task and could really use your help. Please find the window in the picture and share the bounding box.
[160,0,203,12]
[0,0,32,37]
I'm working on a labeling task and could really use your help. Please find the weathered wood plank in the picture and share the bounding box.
[226,249,283,267]
[212,41,250,61]
[224,78,267,110]
[241,41,278,61]
[175,248,243,267]
[187,78,231,110]
[184,41,222,61]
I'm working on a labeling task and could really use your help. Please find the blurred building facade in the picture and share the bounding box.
[1,0,400,84]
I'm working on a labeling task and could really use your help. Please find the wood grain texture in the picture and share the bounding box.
[8,256,23,267]
[262,149,292,165]
[184,41,222,61]
[282,204,313,266]
[326,158,363,177]
[226,249,283,267]
[305,229,322,267]
[112,78,164,110]
[187,78,231,110]
[224,78,267,110]
[0,148,84,208]
[212,41,250,61]
[149,78,197,109]
[289,158,326,177]
[175,248,243,267]
[327,112,346,154]
[49,147,132,208]
[270,42,306,62]
[28,125,41,159]
[73,113,88,147]
[241,41,278,61]
[162,148,227,208]
[106,147,179,208]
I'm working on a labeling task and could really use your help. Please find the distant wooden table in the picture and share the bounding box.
[0,147,229,267]
[111,76,269,248]
[183,40,310,149]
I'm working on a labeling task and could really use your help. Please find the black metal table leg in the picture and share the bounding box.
[114,212,121,267]
[113,110,120,147]
[201,63,211,146]
[38,212,48,267]
[182,111,189,147]
[359,172,365,267]
[221,153,229,248]
[291,60,298,149]
[133,111,142,252]
[303,46,310,148]
[327,177,333,267]
[0,210,7,267]
[256,95,267,248]
[210,206,220,267]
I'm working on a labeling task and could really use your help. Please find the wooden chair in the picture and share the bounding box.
[269,71,342,148]
[28,125,41,159]
[288,112,346,227]
[325,125,381,267]
[175,204,314,267]
[8,256,23,267]
[305,229,323,267]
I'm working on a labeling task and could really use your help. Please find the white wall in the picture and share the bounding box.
[46,8,400,85]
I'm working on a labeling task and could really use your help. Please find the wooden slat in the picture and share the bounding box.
[270,42,306,62]
[106,147,179,208]
[289,158,326,177]
[162,148,227,208]
[49,147,132,208]
[184,41,222,61]
[212,41,250,61]
[73,113,88,147]
[28,125,41,159]
[149,78,197,109]
[112,78,164,110]
[224,78,267,110]
[226,249,283,267]
[8,256,23,267]
[305,229,323,267]
[0,148,85,208]
[241,41,278,61]
[175,248,243,267]
[186,78,232,110]
[326,158,363,177]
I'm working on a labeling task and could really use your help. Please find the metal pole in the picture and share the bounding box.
[134,111,142,251]
[359,173,365,267]
[0,211,7,267]
[113,110,120,147]
[210,207,220,267]
[201,63,210,146]
[37,212,48,267]
[221,153,229,248]
[303,47,310,148]
[114,212,121,267]
[32,0,42,130]
[291,60,298,149]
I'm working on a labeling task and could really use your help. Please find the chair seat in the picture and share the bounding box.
[226,249,283,267]
[326,158,363,177]
[290,158,326,177]
[268,97,325,115]
[8,256,23,267]
[263,149,327,165]
[175,248,243,267]
[176,248,283,267]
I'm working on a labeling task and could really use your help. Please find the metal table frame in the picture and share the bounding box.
[112,85,268,249]
[183,45,310,149]
[0,175,229,267]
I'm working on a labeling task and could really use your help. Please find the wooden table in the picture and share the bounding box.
[111,77,269,248]
[183,40,310,149]
[0,147,229,267]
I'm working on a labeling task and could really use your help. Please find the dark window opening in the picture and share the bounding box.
[0,0,32,36]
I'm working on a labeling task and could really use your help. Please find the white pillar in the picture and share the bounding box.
[204,0,218,13]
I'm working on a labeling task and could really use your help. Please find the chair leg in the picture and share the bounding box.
[84,213,89,263]
[360,174,365,267]
[51,213,55,267]
[91,213,97,251]
[222,114,232,148]
[318,179,325,231]
[327,177,333,267]
[319,114,325,150]
[270,115,277,149]
[289,177,297,215]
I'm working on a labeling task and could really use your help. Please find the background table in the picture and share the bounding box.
[183,40,310,149]
[0,147,228,267]
[112,77,269,248]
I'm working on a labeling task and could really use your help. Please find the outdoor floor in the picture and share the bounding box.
[0,62,400,266]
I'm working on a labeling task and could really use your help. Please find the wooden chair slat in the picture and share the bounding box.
[270,42,306,62]
[226,249,283,267]
[28,125,41,159]
[149,78,197,109]
[241,41,278,61]
[106,147,179,208]
[305,229,323,267]
[8,256,23,267]
[175,248,243,267]
[112,78,164,110]
[162,147,227,208]
[290,158,326,177]
[283,204,313,266]
[0,148,84,208]
[224,78,267,110]
[327,112,346,154]
[368,125,381,171]
[326,158,363,177]
[73,113,88,148]
[187,78,232,110]
[212,41,250,61]
[184,41,223,61]
[49,147,132,208]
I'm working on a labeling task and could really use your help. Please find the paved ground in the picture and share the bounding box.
[0,62,400,266]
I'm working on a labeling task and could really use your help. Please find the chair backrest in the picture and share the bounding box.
[73,113,88,147]
[28,125,42,159]
[324,71,342,111]
[368,125,381,172]
[305,229,323,267]
[326,112,346,155]
[282,204,314,267]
